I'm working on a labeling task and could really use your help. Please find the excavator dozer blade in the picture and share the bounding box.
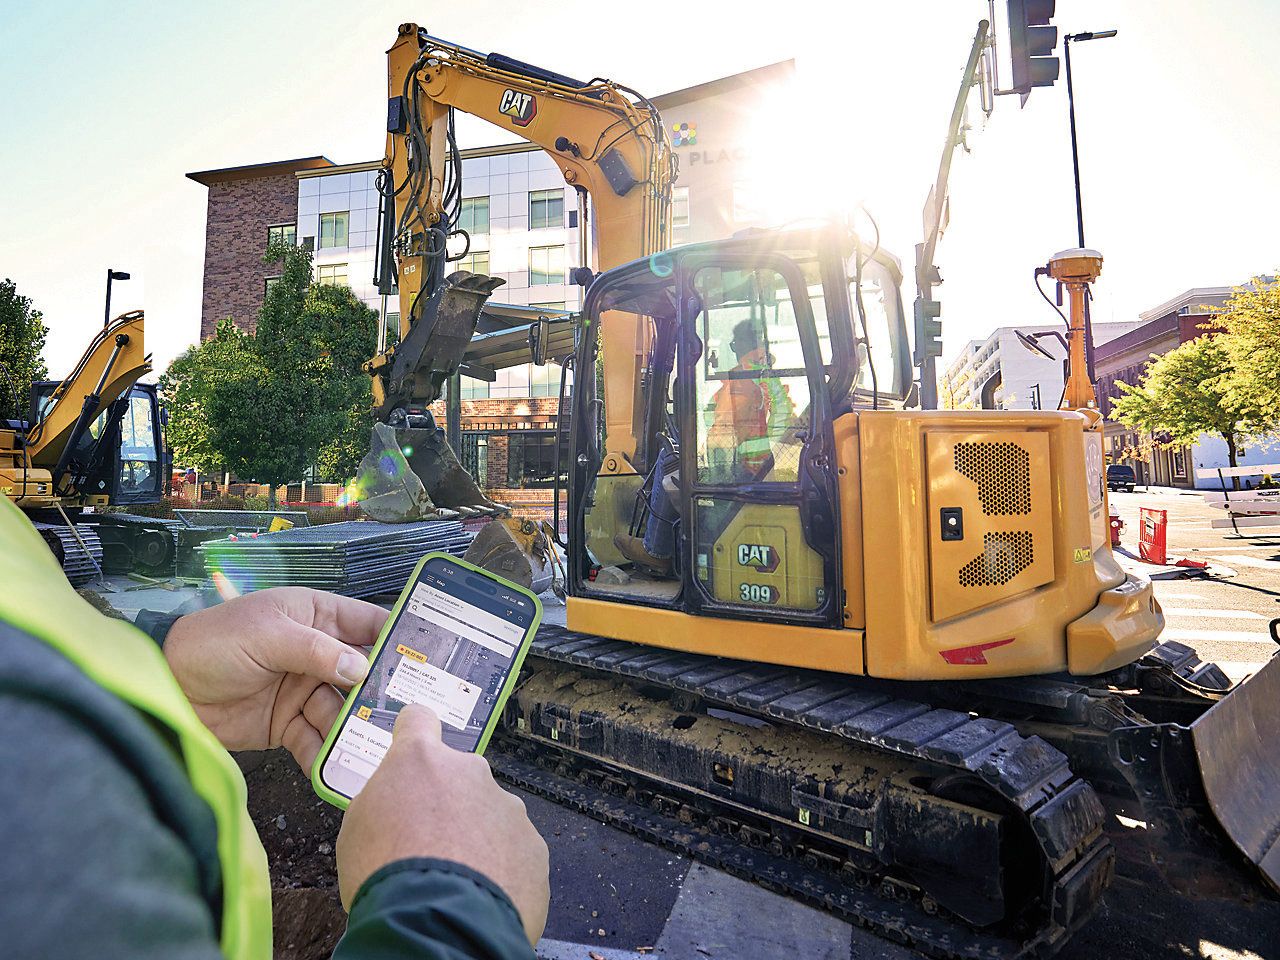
[1190,651,1280,890]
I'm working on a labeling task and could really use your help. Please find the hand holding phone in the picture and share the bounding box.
[336,704,550,945]
[312,553,542,807]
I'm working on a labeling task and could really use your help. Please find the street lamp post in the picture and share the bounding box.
[104,268,131,328]
[1063,29,1116,380]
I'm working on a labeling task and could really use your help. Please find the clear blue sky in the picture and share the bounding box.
[3,0,1278,376]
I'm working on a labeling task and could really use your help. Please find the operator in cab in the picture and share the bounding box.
[0,496,549,960]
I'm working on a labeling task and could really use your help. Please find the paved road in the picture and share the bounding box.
[99,492,1280,960]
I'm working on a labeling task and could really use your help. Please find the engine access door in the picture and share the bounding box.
[925,431,1055,623]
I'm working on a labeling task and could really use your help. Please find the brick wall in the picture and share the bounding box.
[199,173,298,339]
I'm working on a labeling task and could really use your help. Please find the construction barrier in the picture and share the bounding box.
[1138,508,1168,565]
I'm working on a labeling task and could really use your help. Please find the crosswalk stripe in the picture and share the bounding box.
[1217,660,1268,682]
[1162,608,1268,620]
[1161,628,1272,644]
[1208,555,1280,570]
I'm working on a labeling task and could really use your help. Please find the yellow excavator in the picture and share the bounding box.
[2,312,175,579]
[360,23,1279,957]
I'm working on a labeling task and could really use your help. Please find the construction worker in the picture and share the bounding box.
[706,319,795,480]
[0,496,549,959]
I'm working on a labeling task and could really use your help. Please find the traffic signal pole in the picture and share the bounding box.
[915,20,991,409]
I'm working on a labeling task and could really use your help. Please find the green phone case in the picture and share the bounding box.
[310,551,543,810]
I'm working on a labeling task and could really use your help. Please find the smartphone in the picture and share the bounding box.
[312,552,542,809]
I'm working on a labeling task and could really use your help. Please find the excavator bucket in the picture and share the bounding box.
[1190,651,1280,890]
[353,422,507,522]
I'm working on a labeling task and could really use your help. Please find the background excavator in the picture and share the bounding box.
[2,312,175,580]
[356,22,1278,957]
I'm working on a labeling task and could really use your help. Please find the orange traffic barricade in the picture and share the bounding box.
[1138,507,1167,565]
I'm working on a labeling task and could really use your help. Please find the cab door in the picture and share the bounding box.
[677,255,841,626]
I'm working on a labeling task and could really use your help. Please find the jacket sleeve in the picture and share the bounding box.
[335,859,536,960]
[0,690,225,960]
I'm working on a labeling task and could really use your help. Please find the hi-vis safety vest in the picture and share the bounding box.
[0,498,272,959]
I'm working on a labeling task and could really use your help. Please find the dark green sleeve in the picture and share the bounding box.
[335,859,535,960]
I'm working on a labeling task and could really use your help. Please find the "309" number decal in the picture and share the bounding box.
[739,583,778,604]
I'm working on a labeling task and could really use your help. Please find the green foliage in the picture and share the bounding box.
[0,279,49,421]
[158,318,253,472]
[159,242,376,493]
[1111,335,1273,465]
[1214,275,1280,417]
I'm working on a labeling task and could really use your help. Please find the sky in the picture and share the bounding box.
[3,0,1279,379]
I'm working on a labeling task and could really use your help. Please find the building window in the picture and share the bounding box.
[489,364,531,399]
[506,431,564,488]
[1172,448,1187,478]
[459,375,490,400]
[531,301,566,312]
[267,223,297,247]
[529,245,565,285]
[316,263,348,286]
[529,362,565,398]
[672,186,690,231]
[264,276,282,296]
[318,212,348,249]
[529,189,565,229]
[457,251,490,275]
[459,197,490,235]
[460,433,488,488]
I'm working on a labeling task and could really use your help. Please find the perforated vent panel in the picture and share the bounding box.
[954,442,1031,516]
[959,531,1034,587]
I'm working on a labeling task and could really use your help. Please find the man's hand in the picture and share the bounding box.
[163,587,387,769]
[337,705,550,945]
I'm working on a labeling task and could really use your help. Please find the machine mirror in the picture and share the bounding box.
[529,317,551,366]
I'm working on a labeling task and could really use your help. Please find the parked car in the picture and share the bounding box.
[1107,464,1137,492]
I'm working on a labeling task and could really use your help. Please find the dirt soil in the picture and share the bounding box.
[235,750,346,960]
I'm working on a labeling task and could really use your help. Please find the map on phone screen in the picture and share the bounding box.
[321,574,527,799]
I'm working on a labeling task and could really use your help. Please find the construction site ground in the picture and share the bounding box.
[99,486,1279,959]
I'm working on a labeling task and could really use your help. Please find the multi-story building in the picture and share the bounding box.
[187,60,793,494]
[1094,284,1280,489]
[941,321,1144,412]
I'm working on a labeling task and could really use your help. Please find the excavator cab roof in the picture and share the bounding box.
[583,222,912,407]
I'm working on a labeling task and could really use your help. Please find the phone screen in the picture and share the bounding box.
[319,556,536,801]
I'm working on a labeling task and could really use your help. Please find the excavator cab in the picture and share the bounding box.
[569,224,909,622]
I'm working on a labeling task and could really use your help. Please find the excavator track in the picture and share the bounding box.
[496,625,1116,958]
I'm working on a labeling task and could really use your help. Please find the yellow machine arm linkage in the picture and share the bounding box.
[3,312,150,508]
[372,23,676,465]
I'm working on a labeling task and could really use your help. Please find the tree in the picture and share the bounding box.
[0,279,49,421]
[1214,275,1280,418]
[158,318,253,474]
[198,242,377,506]
[1111,334,1274,473]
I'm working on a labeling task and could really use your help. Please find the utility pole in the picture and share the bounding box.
[104,268,131,328]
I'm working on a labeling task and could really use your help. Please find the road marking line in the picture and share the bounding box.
[1209,555,1280,569]
[538,940,645,960]
[1216,660,1270,682]
[652,863,868,960]
[1153,592,1205,601]
[1161,628,1271,643]
[1162,608,1268,620]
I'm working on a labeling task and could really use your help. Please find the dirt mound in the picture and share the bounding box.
[236,750,345,959]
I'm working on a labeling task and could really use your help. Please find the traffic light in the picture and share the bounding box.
[1008,0,1059,103]
[913,297,942,364]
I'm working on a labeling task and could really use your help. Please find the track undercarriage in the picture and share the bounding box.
[492,625,1278,958]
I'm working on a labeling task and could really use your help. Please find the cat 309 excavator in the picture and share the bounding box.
[2,312,175,580]
[361,23,1279,957]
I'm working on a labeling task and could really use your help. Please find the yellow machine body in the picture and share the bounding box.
[568,407,1161,681]
[2,313,152,511]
